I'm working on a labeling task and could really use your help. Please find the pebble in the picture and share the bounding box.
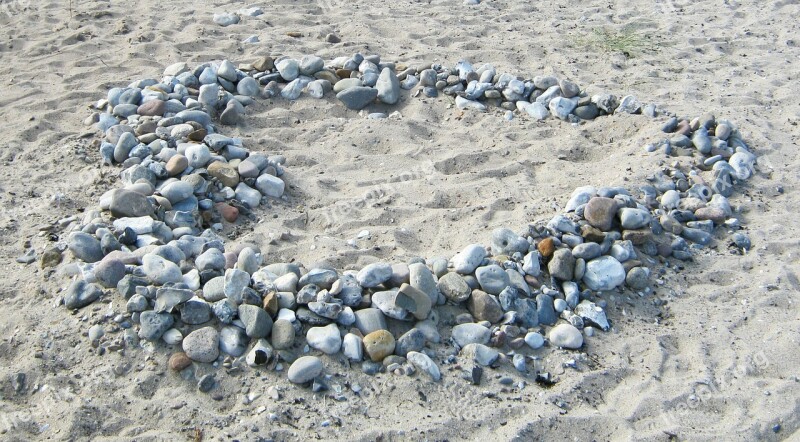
[461,343,498,366]
[337,86,378,110]
[68,232,104,263]
[395,328,426,357]
[64,280,103,309]
[452,244,486,274]
[406,351,440,381]
[94,258,126,288]
[583,256,626,291]
[213,12,240,27]
[138,311,174,341]
[271,319,295,349]
[524,332,545,349]
[474,264,510,295]
[288,356,323,384]
[168,352,192,371]
[584,197,618,231]
[363,330,395,362]
[306,323,342,354]
[451,323,490,347]
[342,333,364,361]
[437,272,471,302]
[182,326,220,363]
[238,304,273,338]
[548,323,583,349]
[357,262,393,288]
[142,254,183,285]
[548,249,575,281]
[467,290,503,323]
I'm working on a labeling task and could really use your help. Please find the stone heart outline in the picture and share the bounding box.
[57,53,757,385]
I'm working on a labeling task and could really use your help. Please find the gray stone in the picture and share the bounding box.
[548,249,575,281]
[409,262,438,304]
[522,251,541,276]
[142,254,184,285]
[219,325,248,357]
[299,268,338,289]
[183,326,220,363]
[64,280,103,309]
[224,268,250,300]
[336,86,378,110]
[461,343,499,366]
[371,290,408,320]
[406,351,440,381]
[94,258,126,288]
[452,244,486,274]
[583,256,626,291]
[376,68,400,105]
[306,323,341,354]
[475,265,510,295]
[357,262,393,288]
[181,297,212,324]
[571,242,601,260]
[238,304,272,338]
[154,287,193,313]
[626,266,650,290]
[536,294,557,326]
[437,272,471,303]
[342,333,363,361]
[467,290,504,323]
[271,319,295,349]
[138,311,174,341]
[451,323,490,347]
[196,248,226,272]
[524,332,545,349]
[287,356,323,384]
[491,228,528,256]
[68,232,104,263]
[354,308,387,335]
[395,283,432,320]
[619,207,651,230]
[109,189,153,218]
[395,328,425,357]
[574,300,610,331]
[548,323,583,349]
[276,59,300,81]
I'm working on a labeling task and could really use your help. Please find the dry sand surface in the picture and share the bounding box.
[0,0,799,440]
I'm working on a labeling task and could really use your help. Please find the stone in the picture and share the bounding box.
[549,96,577,119]
[395,328,426,357]
[626,266,650,290]
[574,300,610,331]
[406,351,440,381]
[371,290,408,320]
[619,207,651,230]
[142,254,184,285]
[271,319,295,349]
[207,161,240,188]
[138,311,174,341]
[357,262,393,288]
[523,251,541,276]
[363,330,395,362]
[94,258,126,288]
[224,268,250,300]
[584,197,618,231]
[376,68,400,104]
[287,356,323,384]
[548,323,583,349]
[548,249,575,281]
[219,325,248,356]
[306,323,342,354]
[298,268,338,289]
[213,12,240,27]
[238,304,272,338]
[474,265,510,295]
[64,280,103,309]
[109,189,153,218]
[166,155,189,176]
[336,86,378,110]
[409,262,438,304]
[437,272,471,303]
[68,232,104,263]
[536,294,557,325]
[354,308,387,335]
[451,323,490,347]
[583,256,626,291]
[462,343,499,366]
[342,333,363,361]
[452,244,486,274]
[395,283,432,320]
[255,174,285,198]
[467,290,503,323]
[182,327,220,363]
[276,59,300,81]
[491,228,528,256]
[524,332,545,349]
[168,352,192,371]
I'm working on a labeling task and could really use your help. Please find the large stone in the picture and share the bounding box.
[583,256,626,291]
[474,264,510,295]
[451,323,490,347]
[287,356,323,384]
[452,244,486,274]
[395,283,432,320]
[547,249,575,281]
[357,262,393,288]
[407,351,440,381]
[67,232,104,263]
[376,67,400,105]
[363,330,395,362]
[354,308,387,335]
[182,327,220,363]
[109,189,153,218]
[64,280,103,309]
[238,304,272,338]
[437,272,471,303]
[409,263,438,304]
[548,323,583,349]
[336,86,378,110]
[584,197,618,231]
[306,323,342,354]
[467,290,503,323]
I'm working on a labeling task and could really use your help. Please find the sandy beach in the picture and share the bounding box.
[0,0,798,440]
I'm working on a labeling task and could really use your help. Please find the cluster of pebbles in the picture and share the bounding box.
[46,52,756,392]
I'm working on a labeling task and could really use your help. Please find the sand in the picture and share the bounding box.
[0,0,798,440]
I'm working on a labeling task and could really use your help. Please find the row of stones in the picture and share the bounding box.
[54,53,755,391]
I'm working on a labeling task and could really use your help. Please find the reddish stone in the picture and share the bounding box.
[137,100,166,117]
[215,202,239,222]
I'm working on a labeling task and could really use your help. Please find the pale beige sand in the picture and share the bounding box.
[0,0,798,440]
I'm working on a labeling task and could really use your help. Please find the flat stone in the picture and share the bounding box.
[109,189,154,218]
[395,328,425,357]
[357,262,393,288]
[408,262,438,304]
[64,280,103,309]
[354,308,387,335]
[536,294,557,326]
[461,343,499,366]
[342,333,363,361]
[271,319,295,350]
[395,283,432,320]
[407,351,440,381]
[336,86,378,110]
[142,254,184,285]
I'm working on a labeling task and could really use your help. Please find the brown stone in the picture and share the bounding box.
[580,224,606,243]
[467,290,504,323]
[363,330,395,362]
[622,229,652,245]
[187,128,208,142]
[335,69,352,79]
[214,202,239,222]
[584,197,618,231]
[314,69,339,85]
[137,100,165,117]
[262,291,279,316]
[166,154,189,176]
[207,161,240,188]
[168,352,192,371]
[253,56,274,72]
[537,237,555,259]
[694,207,726,224]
